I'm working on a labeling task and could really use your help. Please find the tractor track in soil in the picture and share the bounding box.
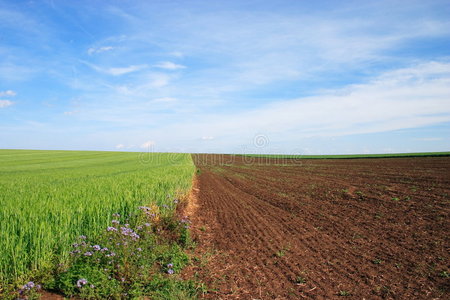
[185,154,450,299]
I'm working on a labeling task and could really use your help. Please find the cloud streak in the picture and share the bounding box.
[125,60,450,152]
[154,61,186,70]
[0,90,17,97]
[81,61,148,76]
[0,100,14,108]
[140,141,155,149]
[87,46,114,55]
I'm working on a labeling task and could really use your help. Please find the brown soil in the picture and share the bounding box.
[186,154,450,299]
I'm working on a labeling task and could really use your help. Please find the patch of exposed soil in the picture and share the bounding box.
[187,155,450,299]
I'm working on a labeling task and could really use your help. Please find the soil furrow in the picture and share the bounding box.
[188,154,450,299]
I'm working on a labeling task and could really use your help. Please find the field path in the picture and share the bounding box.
[187,154,450,299]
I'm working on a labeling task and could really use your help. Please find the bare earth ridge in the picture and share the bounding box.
[185,154,450,299]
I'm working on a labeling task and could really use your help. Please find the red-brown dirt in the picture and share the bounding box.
[186,154,450,299]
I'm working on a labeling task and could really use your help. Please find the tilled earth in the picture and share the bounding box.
[186,154,450,299]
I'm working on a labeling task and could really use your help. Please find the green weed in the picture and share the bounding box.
[338,290,351,296]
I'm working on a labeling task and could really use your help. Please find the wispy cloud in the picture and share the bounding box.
[120,60,449,152]
[0,90,17,97]
[154,61,186,70]
[201,136,214,141]
[0,62,37,81]
[81,61,148,76]
[87,46,114,55]
[140,140,155,149]
[62,60,450,152]
[63,110,79,115]
[0,100,14,108]
[108,65,148,76]
[202,61,450,138]
[115,144,125,149]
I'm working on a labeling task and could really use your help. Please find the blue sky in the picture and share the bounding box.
[1,0,450,154]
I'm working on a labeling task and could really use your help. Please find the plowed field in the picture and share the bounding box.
[187,154,450,299]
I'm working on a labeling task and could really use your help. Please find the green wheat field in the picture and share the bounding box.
[0,150,194,286]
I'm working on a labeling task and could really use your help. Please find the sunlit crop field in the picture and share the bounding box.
[0,150,195,285]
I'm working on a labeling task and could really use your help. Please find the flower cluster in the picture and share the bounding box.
[70,235,116,259]
[180,216,191,229]
[60,204,190,297]
[18,281,41,298]
[76,278,88,288]
[166,263,174,275]
[120,226,140,240]
[138,205,160,221]
[21,281,40,291]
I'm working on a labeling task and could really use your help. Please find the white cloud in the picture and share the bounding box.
[63,60,450,153]
[108,65,148,76]
[140,140,155,148]
[0,90,16,97]
[154,61,186,70]
[87,46,114,55]
[140,60,450,147]
[0,63,36,81]
[64,110,79,115]
[201,136,214,140]
[0,100,14,108]
[81,61,148,76]
[115,144,125,149]
[147,74,170,88]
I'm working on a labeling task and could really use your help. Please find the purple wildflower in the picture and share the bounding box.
[70,249,81,255]
[84,251,93,256]
[22,281,35,290]
[167,269,174,275]
[137,248,142,252]
[76,278,88,288]
[90,284,95,288]
[130,232,140,240]
[107,226,117,232]
[106,252,116,257]
[112,213,120,217]
[180,216,191,228]
[111,220,120,225]
[120,227,133,236]
[79,235,87,240]
[72,243,79,248]
[167,263,173,268]
[92,245,101,251]
[144,223,151,227]
[101,247,109,252]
